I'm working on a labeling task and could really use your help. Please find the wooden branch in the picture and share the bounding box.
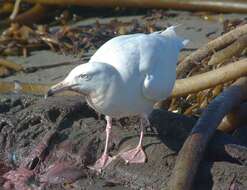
[208,34,247,66]
[169,77,247,190]
[23,0,247,13]
[218,102,247,132]
[11,3,53,25]
[152,109,247,163]
[171,58,247,97]
[177,23,247,79]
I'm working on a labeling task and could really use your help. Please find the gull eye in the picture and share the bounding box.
[78,74,90,81]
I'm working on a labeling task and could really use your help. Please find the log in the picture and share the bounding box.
[23,0,247,13]
[207,34,247,66]
[172,58,247,97]
[169,77,247,190]
[1,3,54,26]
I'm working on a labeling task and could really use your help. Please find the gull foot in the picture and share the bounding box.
[88,154,113,172]
[120,146,146,164]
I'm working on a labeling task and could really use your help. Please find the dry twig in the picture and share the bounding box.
[10,0,22,20]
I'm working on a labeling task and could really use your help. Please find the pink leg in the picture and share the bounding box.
[88,116,114,172]
[120,115,148,164]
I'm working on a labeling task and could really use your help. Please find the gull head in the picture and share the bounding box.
[46,62,114,97]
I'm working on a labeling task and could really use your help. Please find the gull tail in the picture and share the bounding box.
[160,25,189,48]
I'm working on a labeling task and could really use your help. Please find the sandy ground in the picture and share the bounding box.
[1,96,247,190]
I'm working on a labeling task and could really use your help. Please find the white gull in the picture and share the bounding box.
[47,26,188,172]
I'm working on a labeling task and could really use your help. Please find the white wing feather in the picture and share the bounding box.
[90,26,188,102]
[141,26,188,101]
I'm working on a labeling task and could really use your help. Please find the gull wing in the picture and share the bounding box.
[141,26,188,101]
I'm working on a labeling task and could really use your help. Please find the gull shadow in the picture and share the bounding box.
[150,109,196,152]
[150,108,215,190]
[142,141,162,150]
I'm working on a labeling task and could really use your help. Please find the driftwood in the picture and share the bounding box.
[218,102,247,132]
[1,2,53,26]
[207,34,247,66]
[169,77,247,190]
[10,3,53,25]
[176,23,247,79]
[23,0,247,13]
[172,58,247,97]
